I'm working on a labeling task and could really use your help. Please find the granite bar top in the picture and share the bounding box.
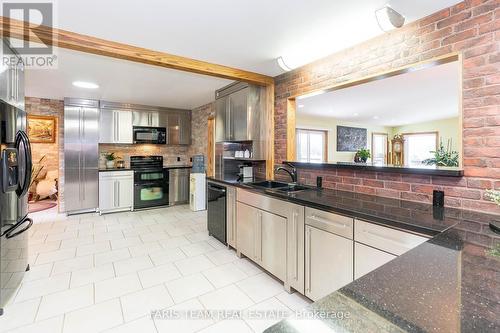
[207,176,500,332]
[283,160,464,177]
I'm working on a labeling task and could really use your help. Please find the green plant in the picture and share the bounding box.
[104,152,117,161]
[486,189,500,206]
[487,243,500,258]
[422,139,459,167]
[356,148,371,159]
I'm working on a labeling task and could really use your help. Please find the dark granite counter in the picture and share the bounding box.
[265,226,499,333]
[207,176,500,332]
[283,160,464,177]
[99,168,132,172]
[163,165,191,169]
[207,176,461,236]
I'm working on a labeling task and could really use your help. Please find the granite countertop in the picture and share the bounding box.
[99,168,132,172]
[163,165,192,169]
[207,176,500,332]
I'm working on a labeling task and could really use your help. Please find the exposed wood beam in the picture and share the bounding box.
[0,17,274,86]
[266,84,275,179]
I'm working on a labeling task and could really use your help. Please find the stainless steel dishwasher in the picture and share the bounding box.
[168,168,190,205]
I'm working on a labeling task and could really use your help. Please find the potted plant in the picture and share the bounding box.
[104,152,117,168]
[354,148,371,163]
[485,190,500,257]
[422,139,459,167]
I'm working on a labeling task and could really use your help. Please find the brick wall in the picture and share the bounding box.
[99,144,191,166]
[274,0,500,214]
[25,97,65,210]
[190,102,215,166]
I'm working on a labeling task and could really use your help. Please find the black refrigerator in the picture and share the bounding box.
[0,41,33,316]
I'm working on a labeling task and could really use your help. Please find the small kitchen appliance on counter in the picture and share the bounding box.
[239,164,253,180]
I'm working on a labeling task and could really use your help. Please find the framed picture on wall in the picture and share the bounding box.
[337,125,367,152]
[27,115,57,143]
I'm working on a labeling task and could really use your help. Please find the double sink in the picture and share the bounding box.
[250,180,311,194]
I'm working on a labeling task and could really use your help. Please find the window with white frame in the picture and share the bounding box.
[403,132,438,166]
[296,129,327,163]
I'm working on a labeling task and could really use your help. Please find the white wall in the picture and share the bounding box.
[296,114,390,163]
[296,114,461,164]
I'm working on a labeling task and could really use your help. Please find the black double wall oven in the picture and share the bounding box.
[131,156,169,209]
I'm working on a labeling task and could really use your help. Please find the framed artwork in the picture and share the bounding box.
[27,115,57,143]
[337,125,367,152]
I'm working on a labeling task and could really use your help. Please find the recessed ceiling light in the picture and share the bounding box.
[298,104,304,108]
[354,113,359,116]
[373,116,379,119]
[72,81,99,89]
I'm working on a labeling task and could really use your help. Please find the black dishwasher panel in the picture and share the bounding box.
[207,183,226,245]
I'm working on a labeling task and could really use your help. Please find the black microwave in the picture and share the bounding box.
[133,126,166,144]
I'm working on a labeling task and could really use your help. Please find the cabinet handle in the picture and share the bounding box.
[114,181,118,207]
[362,229,407,249]
[306,227,312,293]
[117,112,120,141]
[259,211,263,260]
[293,211,298,280]
[82,109,86,201]
[309,215,346,229]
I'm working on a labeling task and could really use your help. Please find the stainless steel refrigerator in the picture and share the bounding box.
[63,98,99,214]
[0,43,33,315]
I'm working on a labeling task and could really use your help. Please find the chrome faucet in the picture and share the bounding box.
[275,163,298,183]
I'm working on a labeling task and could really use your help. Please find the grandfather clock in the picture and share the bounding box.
[391,134,405,166]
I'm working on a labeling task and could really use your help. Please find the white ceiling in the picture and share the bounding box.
[50,0,461,75]
[23,0,461,108]
[25,48,232,109]
[297,61,460,127]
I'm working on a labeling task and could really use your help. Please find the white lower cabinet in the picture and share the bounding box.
[305,225,353,301]
[354,243,396,280]
[99,171,134,214]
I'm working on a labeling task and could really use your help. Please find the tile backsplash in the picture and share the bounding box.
[99,144,191,167]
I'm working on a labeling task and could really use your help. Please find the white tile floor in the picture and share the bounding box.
[1,205,311,333]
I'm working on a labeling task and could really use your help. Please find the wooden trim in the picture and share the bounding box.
[457,53,464,168]
[401,131,439,150]
[207,117,215,177]
[371,132,389,164]
[296,128,328,162]
[286,99,296,161]
[288,52,460,99]
[265,84,275,179]
[0,17,274,86]
[286,53,461,168]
